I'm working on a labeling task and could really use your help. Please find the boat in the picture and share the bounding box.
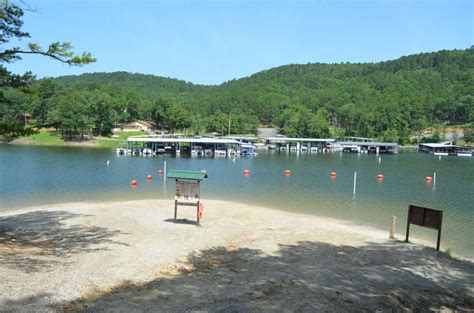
[191,145,203,156]
[239,143,257,156]
[253,143,267,150]
[155,144,166,154]
[327,143,342,152]
[240,149,258,156]
[228,149,237,157]
[116,147,126,155]
[142,148,153,156]
[214,149,227,156]
[132,148,141,156]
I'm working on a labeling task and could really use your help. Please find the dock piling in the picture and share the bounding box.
[353,171,357,195]
[164,161,167,182]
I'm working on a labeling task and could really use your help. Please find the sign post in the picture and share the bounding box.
[405,205,443,250]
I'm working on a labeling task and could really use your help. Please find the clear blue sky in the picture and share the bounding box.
[6,0,473,85]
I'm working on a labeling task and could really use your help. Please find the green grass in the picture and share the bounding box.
[93,131,145,148]
[444,248,452,257]
[10,130,147,148]
[19,130,65,145]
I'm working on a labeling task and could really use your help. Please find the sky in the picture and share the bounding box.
[5,0,474,85]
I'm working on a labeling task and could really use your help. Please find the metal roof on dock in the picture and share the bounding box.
[419,143,461,148]
[265,137,335,142]
[337,141,398,147]
[127,136,240,144]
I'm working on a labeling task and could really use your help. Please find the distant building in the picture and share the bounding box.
[23,112,35,127]
[113,120,156,132]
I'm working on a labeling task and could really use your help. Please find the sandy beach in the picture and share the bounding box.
[0,199,472,312]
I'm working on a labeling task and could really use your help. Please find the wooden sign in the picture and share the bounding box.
[405,205,443,250]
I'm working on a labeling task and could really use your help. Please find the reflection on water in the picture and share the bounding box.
[1,145,473,258]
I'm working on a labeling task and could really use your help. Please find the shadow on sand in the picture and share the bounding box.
[0,210,127,272]
[55,240,474,312]
[164,218,200,226]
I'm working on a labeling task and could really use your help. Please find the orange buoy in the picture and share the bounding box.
[243,169,251,175]
[425,176,433,182]
[147,175,153,180]
[131,179,137,186]
[284,169,292,176]
[330,172,337,177]
[377,174,384,179]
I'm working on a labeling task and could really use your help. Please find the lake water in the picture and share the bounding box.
[1,145,473,259]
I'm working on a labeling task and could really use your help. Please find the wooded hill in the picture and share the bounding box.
[2,48,473,143]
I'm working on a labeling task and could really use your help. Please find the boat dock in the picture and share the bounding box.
[119,135,402,156]
[419,143,472,156]
[121,136,241,156]
[265,137,335,152]
[337,141,398,154]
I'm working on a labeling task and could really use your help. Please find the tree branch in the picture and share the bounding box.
[3,49,70,63]
[1,48,96,65]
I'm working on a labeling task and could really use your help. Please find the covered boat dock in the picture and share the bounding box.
[337,141,398,154]
[419,143,472,156]
[265,137,336,152]
[125,136,241,156]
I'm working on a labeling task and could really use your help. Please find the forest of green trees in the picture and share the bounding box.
[1,48,473,143]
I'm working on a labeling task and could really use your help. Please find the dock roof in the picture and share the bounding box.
[265,137,335,143]
[127,136,240,144]
[419,143,461,148]
[338,141,398,147]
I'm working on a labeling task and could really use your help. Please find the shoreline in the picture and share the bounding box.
[0,197,472,262]
[0,199,473,311]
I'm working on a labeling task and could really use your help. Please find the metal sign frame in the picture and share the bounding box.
[405,205,443,250]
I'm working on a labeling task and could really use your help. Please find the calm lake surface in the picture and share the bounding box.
[1,145,473,259]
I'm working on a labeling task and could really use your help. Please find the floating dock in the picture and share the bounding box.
[122,136,241,156]
[119,135,401,156]
[265,137,335,152]
[337,141,398,154]
[419,143,472,156]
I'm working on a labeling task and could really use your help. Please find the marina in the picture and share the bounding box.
[119,135,409,157]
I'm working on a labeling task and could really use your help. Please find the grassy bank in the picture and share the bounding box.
[6,130,145,148]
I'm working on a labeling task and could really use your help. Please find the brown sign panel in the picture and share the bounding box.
[406,205,443,251]
[408,205,443,230]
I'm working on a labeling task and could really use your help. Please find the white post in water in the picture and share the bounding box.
[389,216,396,239]
[433,171,436,186]
[353,171,357,195]
[164,161,167,182]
